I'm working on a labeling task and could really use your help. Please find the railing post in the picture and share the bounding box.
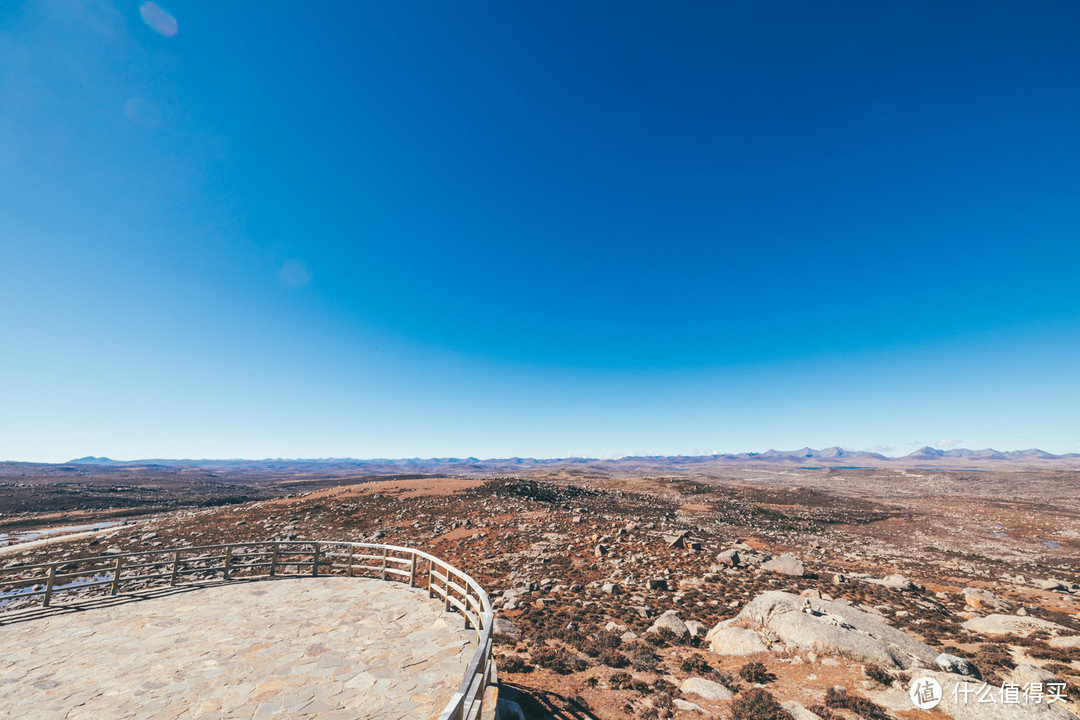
[427,559,434,597]
[312,543,320,577]
[224,545,233,580]
[381,547,388,581]
[170,550,180,586]
[270,543,279,577]
[463,585,472,629]
[110,555,123,596]
[347,545,355,577]
[409,552,417,587]
[42,565,57,607]
[444,567,451,612]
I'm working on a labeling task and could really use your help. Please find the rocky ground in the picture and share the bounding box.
[1,468,1079,719]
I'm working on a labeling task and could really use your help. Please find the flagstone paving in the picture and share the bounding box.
[0,577,476,719]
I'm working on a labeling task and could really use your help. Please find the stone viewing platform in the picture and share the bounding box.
[0,541,496,720]
[0,577,474,719]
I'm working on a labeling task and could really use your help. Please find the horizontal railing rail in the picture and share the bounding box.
[0,540,494,720]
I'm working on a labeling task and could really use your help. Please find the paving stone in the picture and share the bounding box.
[0,577,475,719]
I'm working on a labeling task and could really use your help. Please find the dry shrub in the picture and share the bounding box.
[498,654,532,673]
[600,651,631,668]
[972,642,1016,684]
[824,687,891,720]
[632,650,662,673]
[532,646,587,675]
[680,654,712,674]
[730,688,794,720]
[739,660,775,684]
[865,664,894,687]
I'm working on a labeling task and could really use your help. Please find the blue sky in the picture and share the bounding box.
[2,1,1079,462]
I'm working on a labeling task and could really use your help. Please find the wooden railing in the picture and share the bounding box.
[0,540,495,720]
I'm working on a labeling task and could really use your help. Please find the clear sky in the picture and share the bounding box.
[2,1,1079,462]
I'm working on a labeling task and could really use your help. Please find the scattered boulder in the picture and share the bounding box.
[647,610,689,640]
[492,618,522,643]
[1039,578,1067,591]
[782,701,824,720]
[679,676,733,702]
[672,698,708,713]
[878,574,918,591]
[962,587,1014,611]
[712,591,939,669]
[716,549,741,566]
[936,653,981,679]
[962,614,1071,637]
[761,555,805,577]
[647,578,668,591]
[706,626,769,656]
[665,532,688,549]
[685,620,707,638]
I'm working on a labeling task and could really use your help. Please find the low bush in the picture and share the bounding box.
[600,651,631,668]
[730,688,794,720]
[739,661,775,684]
[532,646,588,675]
[680,654,712,674]
[824,687,891,720]
[498,654,531,673]
[865,664,894,687]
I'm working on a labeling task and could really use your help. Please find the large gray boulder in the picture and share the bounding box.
[713,590,939,669]
[647,610,690,639]
[761,555,805,576]
[706,626,769,656]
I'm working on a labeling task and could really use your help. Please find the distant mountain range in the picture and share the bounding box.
[56,446,1080,473]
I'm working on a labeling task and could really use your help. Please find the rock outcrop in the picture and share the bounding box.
[709,590,939,669]
[962,614,1071,637]
[760,554,805,576]
[706,626,769,656]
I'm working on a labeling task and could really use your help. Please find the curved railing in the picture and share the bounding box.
[0,540,495,720]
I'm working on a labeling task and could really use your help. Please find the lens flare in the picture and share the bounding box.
[139,2,177,37]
